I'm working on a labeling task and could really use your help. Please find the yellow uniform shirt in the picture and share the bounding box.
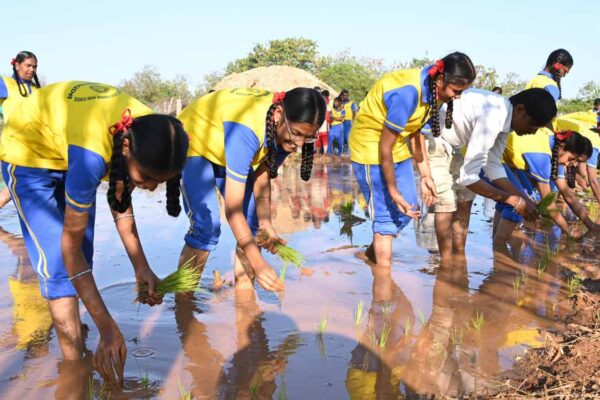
[0,81,152,170]
[525,71,559,102]
[349,67,433,165]
[0,76,39,122]
[330,108,345,126]
[177,88,275,182]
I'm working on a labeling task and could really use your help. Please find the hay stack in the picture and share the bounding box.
[213,66,337,95]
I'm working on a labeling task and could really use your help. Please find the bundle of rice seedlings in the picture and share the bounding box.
[257,229,305,268]
[136,257,200,301]
[536,192,559,219]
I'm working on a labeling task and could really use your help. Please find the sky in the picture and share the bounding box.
[3,0,598,99]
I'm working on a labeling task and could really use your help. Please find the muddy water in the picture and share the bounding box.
[0,157,596,399]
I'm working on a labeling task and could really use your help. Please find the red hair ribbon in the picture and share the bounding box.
[555,130,574,141]
[109,109,134,136]
[553,62,568,73]
[428,60,445,77]
[272,92,286,104]
[10,58,16,66]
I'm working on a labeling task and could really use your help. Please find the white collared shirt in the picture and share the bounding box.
[438,88,512,187]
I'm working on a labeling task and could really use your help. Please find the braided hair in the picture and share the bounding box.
[107,112,189,216]
[545,49,573,100]
[550,130,592,182]
[428,52,476,137]
[12,51,41,97]
[266,88,326,180]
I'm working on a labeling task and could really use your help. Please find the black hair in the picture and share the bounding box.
[107,114,189,216]
[492,86,502,94]
[545,49,573,100]
[340,89,349,95]
[321,90,330,97]
[265,88,326,181]
[593,98,600,109]
[429,52,476,137]
[12,51,41,97]
[509,88,557,126]
[550,131,591,182]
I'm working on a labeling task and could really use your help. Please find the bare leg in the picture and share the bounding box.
[492,210,501,239]
[371,233,394,268]
[0,188,10,208]
[434,212,454,262]
[48,297,83,360]
[178,244,210,275]
[452,201,473,256]
[493,217,517,246]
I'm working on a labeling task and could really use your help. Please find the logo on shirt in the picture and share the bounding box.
[67,82,121,102]
[230,88,270,98]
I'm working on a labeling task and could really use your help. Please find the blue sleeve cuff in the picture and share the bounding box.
[65,146,106,212]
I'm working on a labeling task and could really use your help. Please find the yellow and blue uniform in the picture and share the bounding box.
[177,88,289,251]
[556,111,600,169]
[525,71,559,102]
[0,75,39,121]
[349,66,433,235]
[342,100,358,155]
[0,81,151,299]
[327,107,346,155]
[496,131,565,223]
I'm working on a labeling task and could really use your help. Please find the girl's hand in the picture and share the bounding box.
[135,266,164,306]
[257,225,287,254]
[94,322,126,387]
[420,176,437,207]
[393,194,421,219]
[254,262,284,292]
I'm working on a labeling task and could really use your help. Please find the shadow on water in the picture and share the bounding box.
[0,157,598,399]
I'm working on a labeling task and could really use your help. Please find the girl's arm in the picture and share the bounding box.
[110,182,162,305]
[253,162,286,252]
[587,164,600,206]
[224,174,283,292]
[409,132,437,207]
[535,181,574,236]
[554,177,600,232]
[379,125,420,218]
[62,207,126,386]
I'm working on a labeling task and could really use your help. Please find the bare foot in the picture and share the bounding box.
[365,243,377,264]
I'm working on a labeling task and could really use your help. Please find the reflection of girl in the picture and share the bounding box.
[177,88,325,292]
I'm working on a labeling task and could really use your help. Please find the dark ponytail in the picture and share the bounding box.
[550,130,591,182]
[11,51,40,97]
[107,113,189,215]
[267,88,326,180]
[545,49,573,100]
[428,52,476,137]
[509,88,557,126]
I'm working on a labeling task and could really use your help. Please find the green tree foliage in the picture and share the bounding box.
[577,81,600,101]
[557,99,590,115]
[317,51,382,102]
[225,38,319,74]
[195,70,225,97]
[118,65,193,105]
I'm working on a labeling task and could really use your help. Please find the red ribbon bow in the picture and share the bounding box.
[555,130,574,141]
[10,58,16,66]
[553,62,568,73]
[272,92,286,104]
[109,109,134,136]
[428,60,445,77]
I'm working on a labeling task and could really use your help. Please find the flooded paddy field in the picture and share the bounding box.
[0,156,598,399]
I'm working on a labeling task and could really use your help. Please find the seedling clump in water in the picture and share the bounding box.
[354,300,367,326]
[136,256,200,302]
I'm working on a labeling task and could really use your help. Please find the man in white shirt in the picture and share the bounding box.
[425,88,557,261]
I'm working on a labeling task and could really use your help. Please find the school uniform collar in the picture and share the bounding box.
[420,66,433,103]
[538,70,553,79]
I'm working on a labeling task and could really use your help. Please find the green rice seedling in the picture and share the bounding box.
[87,377,94,400]
[536,192,559,219]
[136,256,200,301]
[279,262,288,283]
[513,274,521,297]
[538,249,550,277]
[381,302,393,318]
[470,310,485,333]
[140,366,149,390]
[354,300,367,326]
[178,382,192,400]
[451,327,463,347]
[567,275,581,298]
[404,318,412,337]
[316,315,329,336]
[274,242,305,268]
[588,200,598,221]
[277,374,289,400]
[379,324,391,348]
[340,201,354,217]
[416,309,427,326]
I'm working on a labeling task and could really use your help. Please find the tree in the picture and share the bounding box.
[499,72,527,96]
[118,65,193,105]
[225,37,319,74]
[317,51,381,102]
[577,81,600,100]
[473,65,499,91]
[195,70,225,97]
